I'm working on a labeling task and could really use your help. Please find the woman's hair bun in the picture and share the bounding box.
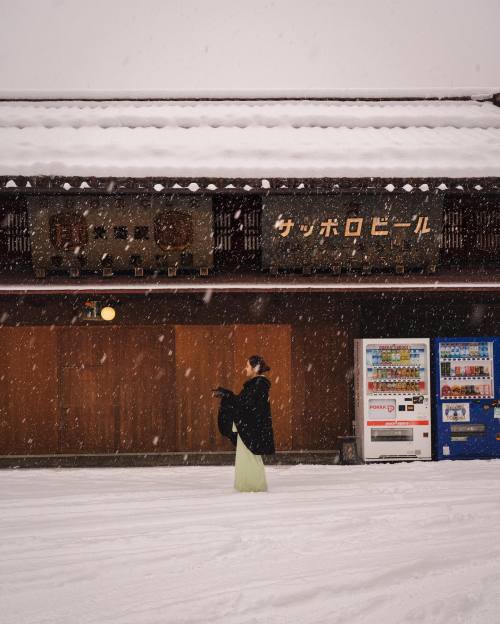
[248,355,271,373]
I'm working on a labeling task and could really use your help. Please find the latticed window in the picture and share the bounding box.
[442,202,465,253]
[474,208,500,254]
[0,197,31,263]
[5,210,30,253]
[442,196,500,264]
[213,195,262,270]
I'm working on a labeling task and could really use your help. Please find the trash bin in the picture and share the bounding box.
[338,435,362,465]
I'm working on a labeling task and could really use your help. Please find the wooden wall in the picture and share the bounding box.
[292,325,353,450]
[0,317,353,455]
[2,290,496,457]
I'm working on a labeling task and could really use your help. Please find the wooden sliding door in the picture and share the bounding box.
[1,323,294,455]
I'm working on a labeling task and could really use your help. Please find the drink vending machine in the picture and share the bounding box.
[354,338,432,462]
[433,337,500,460]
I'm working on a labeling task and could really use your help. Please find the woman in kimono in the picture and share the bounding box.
[214,355,275,492]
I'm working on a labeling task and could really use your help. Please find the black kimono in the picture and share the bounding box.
[217,375,275,455]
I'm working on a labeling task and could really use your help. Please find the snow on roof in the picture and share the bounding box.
[0,99,499,178]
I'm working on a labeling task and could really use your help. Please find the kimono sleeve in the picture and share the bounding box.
[217,395,238,446]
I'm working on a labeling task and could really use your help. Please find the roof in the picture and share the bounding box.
[1,99,500,179]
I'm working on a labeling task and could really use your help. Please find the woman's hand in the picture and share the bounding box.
[212,387,233,399]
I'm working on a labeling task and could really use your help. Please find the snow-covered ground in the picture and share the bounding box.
[1,461,500,624]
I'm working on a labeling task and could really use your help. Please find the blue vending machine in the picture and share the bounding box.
[434,337,500,460]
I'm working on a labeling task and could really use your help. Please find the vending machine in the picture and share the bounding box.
[433,337,500,460]
[354,338,432,462]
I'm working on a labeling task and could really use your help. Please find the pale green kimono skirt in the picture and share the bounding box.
[232,422,268,492]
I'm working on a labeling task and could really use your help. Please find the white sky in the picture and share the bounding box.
[0,0,499,98]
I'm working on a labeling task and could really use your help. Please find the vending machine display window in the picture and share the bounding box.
[439,341,494,399]
[366,343,428,395]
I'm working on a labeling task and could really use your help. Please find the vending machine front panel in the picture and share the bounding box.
[355,338,432,462]
[434,337,500,460]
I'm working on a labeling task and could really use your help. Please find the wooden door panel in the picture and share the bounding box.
[175,325,235,451]
[0,327,58,455]
[118,327,176,452]
[57,326,177,454]
[58,327,111,367]
[58,327,116,454]
[59,365,115,454]
[292,325,353,449]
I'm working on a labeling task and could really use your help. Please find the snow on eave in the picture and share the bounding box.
[0,99,499,179]
[1,99,500,132]
[0,86,498,100]
[2,177,500,195]
[1,125,499,178]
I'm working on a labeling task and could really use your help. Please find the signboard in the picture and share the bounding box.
[261,194,442,271]
[28,195,214,273]
[274,215,431,239]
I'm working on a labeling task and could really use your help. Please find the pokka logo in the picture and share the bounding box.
[371,404,395,413]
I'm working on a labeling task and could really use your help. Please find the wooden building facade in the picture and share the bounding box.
[1,98,499,464]
[1,177,499,464]
[1,288,499,462]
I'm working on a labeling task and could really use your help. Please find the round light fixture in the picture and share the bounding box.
[100,306,116,321]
